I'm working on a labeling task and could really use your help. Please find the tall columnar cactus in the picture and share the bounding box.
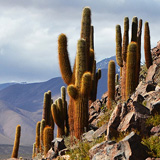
[67,39,91,139]
[40,119,46,153]
[121,17,129,101]
[80,7,91,70]
[58,7,100,139]
[126,42,137,100]
[42,92,51,126]
[144,21,152,69]
[11,125,21,158]
[43,126,53,155]
[135,19,143,87]
[107,60,115,109]
[131,16,138,42]
[61,86,69,136]
[90,25,94,50]
[32,142,36,158]
[116,25,123,68]
[35,121,41,153]
[115,74,119,85]
[51,98,65,137]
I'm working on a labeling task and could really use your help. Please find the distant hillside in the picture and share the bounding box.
[0,83,17,91]
[0,56,119,146]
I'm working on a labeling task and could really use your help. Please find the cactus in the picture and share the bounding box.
[135,19,143,87]
[121,17,129,101]
[40,119,45,153]
[51,98,65,137]
[67,39,91,139]
[115,74,119,85]
[61,86,69,136]
[11,125,21,158]
[35,121,41,153]
[90,25,94,50]
[43,126,53,155]
[144,21,152,69]
[107,60,115,109]
[131,16,138,42]
[116,25,123,67]
[32,142,36,158]
[126,42,137,100]
[42,92,51,126]
[80,7,91,69]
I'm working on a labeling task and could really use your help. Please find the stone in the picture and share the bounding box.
[88,113,99,123]
[150,125,160,135]
[51,138,66,153]
[92,123,108,139]
[151,101,160,115]
[146,64,157,83]
[82,130,95,142]
[45,148,57,159]
[146,83,156,92]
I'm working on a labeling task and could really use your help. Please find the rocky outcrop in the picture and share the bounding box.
[90,132,149,160]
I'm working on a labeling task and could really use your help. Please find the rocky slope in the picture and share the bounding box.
[44,42,160,159]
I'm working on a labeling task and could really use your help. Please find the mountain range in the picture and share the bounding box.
[0,56,119,146]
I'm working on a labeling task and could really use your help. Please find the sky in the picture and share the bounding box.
[0,0,159,83]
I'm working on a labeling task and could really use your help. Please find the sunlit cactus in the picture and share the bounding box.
[11,125,21,158]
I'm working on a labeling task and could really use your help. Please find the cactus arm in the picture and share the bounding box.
[67,84,78,100]
[131,16,138,42]
[58,33,73,85]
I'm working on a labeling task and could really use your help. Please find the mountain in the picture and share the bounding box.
[0,83,17,91]
[0,56,119,147]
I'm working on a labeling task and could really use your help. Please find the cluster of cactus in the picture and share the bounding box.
[115,17,152,101]
[32,90,55,157]
[58,7,101,139]
[51,86,69,138]
[11,125,21,158]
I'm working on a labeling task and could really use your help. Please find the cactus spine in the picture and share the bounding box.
[43,126,53,155]
[126,42,137,100]
[115,74,119,85]
[131,16,138,42]
[121,17,129,101]
[107,61,115,109]
[116,25,123,67]
[11,125,21,158]
[144,21,152,69]
[135,19,142,87]
[35,121,41,153]
[40,119,45,153]
[32,142,36,158]
[90,25,94,50]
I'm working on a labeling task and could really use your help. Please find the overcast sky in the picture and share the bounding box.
[0,0,159,83]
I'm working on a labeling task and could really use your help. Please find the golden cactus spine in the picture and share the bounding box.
[32,142,36,158]
[144,21,152,69]
[11,125,21,158]
[80,7,91,69]
[90,25,94,50]
[107,60,115,109]
[115,74,119,85]
[131,16,138,42]
[40,119,45,153]
[43,126,53,155]
[135,19,143,87]
[51,98,65,137]
[67,39,91,139]
[126,42,137,100]
[42,92,51,126]
[35,121,41,153]
[116,25,123,67]
[121,17,129,101]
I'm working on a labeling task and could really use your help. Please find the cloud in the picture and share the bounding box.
[0,0,159,83]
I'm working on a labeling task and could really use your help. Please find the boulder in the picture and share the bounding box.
[150,125,160,135]
[92,132,149,160]
[150,101,160,115]
[51,138,66,153]
[82,130,95,142]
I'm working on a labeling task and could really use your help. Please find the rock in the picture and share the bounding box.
[150,125,160,135]
[82,130,95,142]
[146,158,160,160]
[45,148,57,159]
[51,138,66,153]
[89,140,116,159]
[146,64,157,83]
[92,132,149,160]
[151,101,160,115]
[88,124,98,131]
[146,83,156,92]
[92,123,108,139]
[88,113,99,123]
[118,102,150,134]
[106,103,122,139]
[59,148,70,156]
